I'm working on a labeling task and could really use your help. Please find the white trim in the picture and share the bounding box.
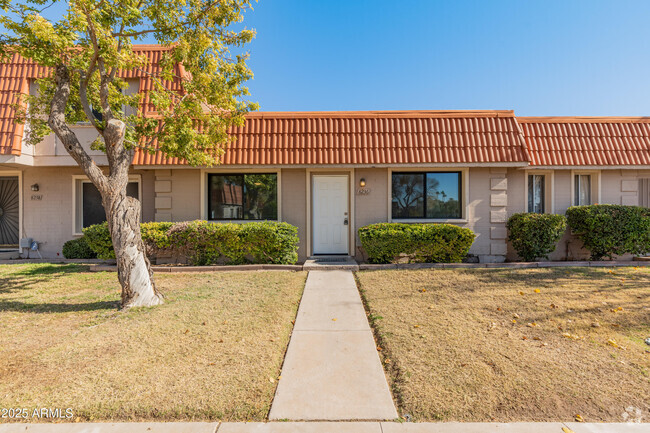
[199,168,282,223]
[0,170,23,251]
[524,169,555,214]
[570,170,601,207]
[72,174,142,236]
[387,167,469,223]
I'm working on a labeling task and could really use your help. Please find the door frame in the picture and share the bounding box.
[306,168,354,257]
[0,170,23,251]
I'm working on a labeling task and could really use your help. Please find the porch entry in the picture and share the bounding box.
[312,175,349,255]
[0,176,19,249]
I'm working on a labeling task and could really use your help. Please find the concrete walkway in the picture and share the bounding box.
[268,270,397,421]
[1,422,648,432]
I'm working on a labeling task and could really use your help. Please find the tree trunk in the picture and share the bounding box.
[105,189,164,309]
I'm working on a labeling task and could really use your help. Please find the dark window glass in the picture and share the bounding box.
[392,172,462,219]
[207,173,277,220]
[527,174,545,213]
[82,182,138,228]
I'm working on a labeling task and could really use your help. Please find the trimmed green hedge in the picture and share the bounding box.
[62,236,97,259]
[506,213,567,261]
[566,205,650,260]
[358,223,475,264]
[83,220,300,265]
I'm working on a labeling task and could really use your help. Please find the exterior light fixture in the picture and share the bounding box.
[359,178,366,188]
[31,184,39,192]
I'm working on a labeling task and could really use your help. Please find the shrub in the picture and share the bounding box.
[506,213,567,261]
[62,236,97,259]
[240,221,300,265]
[167,221,245,265]
[358,223,475,264]
[566,205,650,260]
[83,220,300,265]
[83,222,114,259]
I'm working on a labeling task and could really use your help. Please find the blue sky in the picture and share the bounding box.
[240,0,650,115]
[18,0,650,115]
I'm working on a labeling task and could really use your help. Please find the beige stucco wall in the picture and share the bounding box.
[281,169,307,261]
[9,166,154,258]
[11,164,648,262]
[506,168,650,261]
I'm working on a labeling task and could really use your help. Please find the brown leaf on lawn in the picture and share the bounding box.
[534,289,541,293]
[519,291,525,295]
[526,322,538,328]
[184,329,189,334]
[513,313,520,319]
[419,288,427,293]
[575,414,584,422]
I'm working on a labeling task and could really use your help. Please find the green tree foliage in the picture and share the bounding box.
[1,0,258,165]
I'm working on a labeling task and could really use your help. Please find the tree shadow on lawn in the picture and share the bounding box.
[0,264,90,295]
[0,264,119,312]
[0,299,119,313]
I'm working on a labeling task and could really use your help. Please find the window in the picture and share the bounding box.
[74,179,139,233]
[391,171,462,219]
[574,174,591,205]
[527,174,545,213]
[207,173,277,220]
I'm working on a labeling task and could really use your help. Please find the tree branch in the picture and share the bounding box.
[48,64,108,193]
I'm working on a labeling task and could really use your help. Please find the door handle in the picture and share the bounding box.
[344,218,349,225]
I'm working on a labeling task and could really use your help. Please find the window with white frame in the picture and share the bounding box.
[74,179,139,233]
[574,174,592,206]
[391,171,462,219]
[207,173,278,220]
[527,174,545,213]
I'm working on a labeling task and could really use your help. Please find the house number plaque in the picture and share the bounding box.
[356,188,371,195]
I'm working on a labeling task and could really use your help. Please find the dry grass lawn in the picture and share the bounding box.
[357,267,650,423]
[0,264,306,422]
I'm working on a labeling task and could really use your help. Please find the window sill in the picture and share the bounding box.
[391,218,468,224]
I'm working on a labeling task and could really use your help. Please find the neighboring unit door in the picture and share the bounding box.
[0,176,19,249]
[312,175,349,254]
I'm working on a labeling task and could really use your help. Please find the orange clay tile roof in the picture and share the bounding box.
[133,110,530,165]
[0,45,182,155]
[518,117,650,166]
[3,46,650,167]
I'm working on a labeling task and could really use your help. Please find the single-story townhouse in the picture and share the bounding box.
[1,46,650,262]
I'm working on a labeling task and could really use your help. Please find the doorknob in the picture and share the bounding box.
[344,218,349,225]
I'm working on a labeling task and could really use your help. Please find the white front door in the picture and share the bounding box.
[312,175,349,255]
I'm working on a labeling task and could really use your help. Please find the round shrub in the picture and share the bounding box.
[62,236,97,259]
[566,205,650,260]
[358,223,475,264]
[506,213,567,261]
